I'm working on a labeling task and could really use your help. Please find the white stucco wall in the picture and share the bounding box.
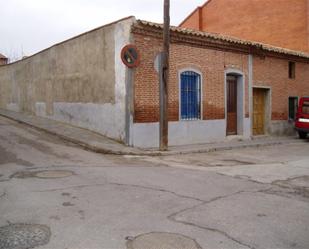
[44,19,134,142]
[1,17,135,143]
[47,20,132,141]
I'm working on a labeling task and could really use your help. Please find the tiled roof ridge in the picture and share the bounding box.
[136,19,309,60]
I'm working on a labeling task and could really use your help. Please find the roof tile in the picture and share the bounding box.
[137,20,309,59]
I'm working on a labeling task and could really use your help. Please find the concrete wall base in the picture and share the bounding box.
[132,119,251,148]
[7,103,20,112]
[132,120,226,148]
[268,120,296,136]
[34,102,126,142]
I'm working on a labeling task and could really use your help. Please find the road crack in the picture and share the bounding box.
[33,179,260,249]
[35,181,205,202]
[169,217,256,249]
[34,183,107,192]
[107,181,205,202]
[167,190,257,249]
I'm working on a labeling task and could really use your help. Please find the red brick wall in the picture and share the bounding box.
[253,56,309,120]
[180,7,200,31]
[180,0,309,53]
[133,33,249,123]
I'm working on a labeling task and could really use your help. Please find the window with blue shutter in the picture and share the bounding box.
[180,71,201,120]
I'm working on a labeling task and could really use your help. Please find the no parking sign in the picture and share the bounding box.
[121,44,140,68]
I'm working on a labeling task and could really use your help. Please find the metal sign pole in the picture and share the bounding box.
[160,0,170,151]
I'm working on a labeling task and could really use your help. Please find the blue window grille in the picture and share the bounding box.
[180,71,201,120]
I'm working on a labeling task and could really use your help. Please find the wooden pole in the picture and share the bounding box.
[160,0,170,151]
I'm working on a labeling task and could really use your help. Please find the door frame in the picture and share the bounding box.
[224,69,245,136]
[252,86,271,135]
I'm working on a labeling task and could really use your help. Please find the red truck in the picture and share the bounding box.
[295,97,309,139]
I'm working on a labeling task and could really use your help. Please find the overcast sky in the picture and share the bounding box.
[1,0,206,59]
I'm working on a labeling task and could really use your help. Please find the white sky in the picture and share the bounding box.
[0,0,206,59]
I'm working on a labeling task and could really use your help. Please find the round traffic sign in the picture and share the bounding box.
[121,44,140,68]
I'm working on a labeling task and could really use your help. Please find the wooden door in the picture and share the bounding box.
[253,88,266,135]
[227,76,237,135]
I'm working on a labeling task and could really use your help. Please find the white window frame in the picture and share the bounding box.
[178,68,203,121]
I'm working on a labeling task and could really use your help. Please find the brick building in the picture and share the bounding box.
[0,17,309,148]
[180,0,309,53]
[132,20,309,147]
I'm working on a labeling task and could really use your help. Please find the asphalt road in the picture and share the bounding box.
[0,116,309,249]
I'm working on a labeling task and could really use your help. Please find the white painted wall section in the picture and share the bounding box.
[112,19,134,141]
[132,120,226,148]
[243,118,251,138]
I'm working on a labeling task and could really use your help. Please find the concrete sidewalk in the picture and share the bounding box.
[0,109,144,155]
[0,108,300,156]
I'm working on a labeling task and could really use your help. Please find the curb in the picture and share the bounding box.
[0,112,146,156]
[0,111,298,157]
[155,140,294,156]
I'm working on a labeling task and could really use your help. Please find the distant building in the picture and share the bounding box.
[180,0,309,53]
[0,53,8,65]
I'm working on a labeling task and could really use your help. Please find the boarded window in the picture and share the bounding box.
[180,71,201,120]
[288,96,298,120]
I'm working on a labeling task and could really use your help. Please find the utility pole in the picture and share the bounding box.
[160,0,170,151]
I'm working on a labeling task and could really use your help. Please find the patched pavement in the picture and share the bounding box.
[126,232,202,249]
[0,116,309,249]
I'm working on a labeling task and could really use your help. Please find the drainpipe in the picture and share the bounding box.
[125,68,134,146]
[248,54,253,137]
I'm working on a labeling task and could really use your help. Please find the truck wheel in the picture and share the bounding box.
[298,131,307,139]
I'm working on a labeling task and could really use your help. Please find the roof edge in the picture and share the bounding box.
[136,19,309,60]
[178,0,213,27]
[2,16,136,67]
[178,7,200,27]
